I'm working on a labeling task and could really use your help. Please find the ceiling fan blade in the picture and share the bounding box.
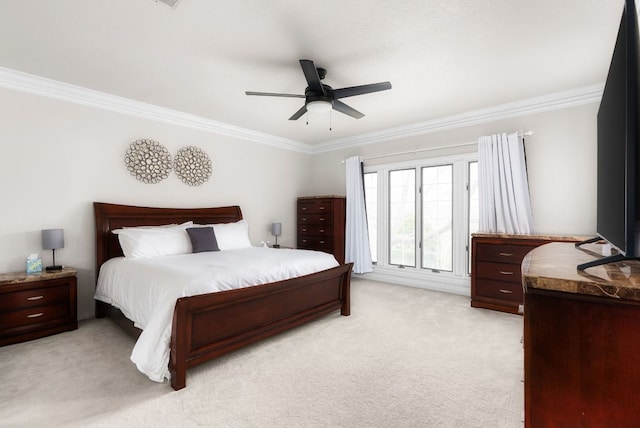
[299,59,325,95]
[288,105,308,120]
[245,91,305,98]
[332,82,392,99]
[333,100,364,119]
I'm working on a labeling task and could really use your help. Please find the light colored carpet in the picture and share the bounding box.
[0,278,523,427]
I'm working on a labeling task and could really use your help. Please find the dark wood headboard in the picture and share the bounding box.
[93,202,243,275]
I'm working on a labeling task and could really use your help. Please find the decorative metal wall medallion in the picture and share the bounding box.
[174,146,212,186]
[125,139,172,184]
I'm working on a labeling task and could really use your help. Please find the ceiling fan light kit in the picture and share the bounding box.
[306,100,333,113]
[245,59,391,122]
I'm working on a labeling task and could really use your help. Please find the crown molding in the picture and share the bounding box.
[311,83,604,154]
[0,66,603,155]
[0,66,311,154]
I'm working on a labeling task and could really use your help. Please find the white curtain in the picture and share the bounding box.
[345,156,373,274]
[478,132,534,234]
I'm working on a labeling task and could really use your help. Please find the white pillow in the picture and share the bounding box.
[112,227,192,259]
[205,220,252,250]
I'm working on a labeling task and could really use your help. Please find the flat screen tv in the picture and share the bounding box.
[577,0,640,270]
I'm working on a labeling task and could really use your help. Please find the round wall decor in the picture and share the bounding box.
[174,146,212,186]
[124,139,172,184]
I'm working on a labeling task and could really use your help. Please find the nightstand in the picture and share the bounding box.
[0,267,77,346]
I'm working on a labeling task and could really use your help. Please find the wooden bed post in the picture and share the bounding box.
[170,298,188,391]
[341,263,353,316]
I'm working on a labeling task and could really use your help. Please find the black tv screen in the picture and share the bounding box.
[580,0,640,269]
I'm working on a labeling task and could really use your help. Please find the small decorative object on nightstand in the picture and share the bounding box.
[271,222,282,248]
[0,267,77,346]
[42,228,64,272]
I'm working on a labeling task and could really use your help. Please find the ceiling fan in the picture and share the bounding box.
[245,59,392,120]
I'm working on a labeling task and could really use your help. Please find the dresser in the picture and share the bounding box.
[522,242,640,427]
[297,196,346,264]
[471,234,581,314]
[0,268,77,346]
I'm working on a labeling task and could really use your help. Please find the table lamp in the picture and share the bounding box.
[271,223,282,248]
[42,228,64,271]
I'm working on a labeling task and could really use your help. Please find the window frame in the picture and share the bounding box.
[363,152,478,288]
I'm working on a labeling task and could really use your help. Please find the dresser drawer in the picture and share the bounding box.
[475,279,523,302]
[0,285,69,312]
[298,236,334,252]
[298,225,333,237]
[476,261,522,283]
[0,303,70,330]
[298,200,334,215]
[298,214,333,226]
[475,243,535,264]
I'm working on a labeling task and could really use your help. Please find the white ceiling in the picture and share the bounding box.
[0,0,624,146]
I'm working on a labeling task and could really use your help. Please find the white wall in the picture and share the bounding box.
[0,85,599,319]
[0,88,313,319]
[309,103,598,237]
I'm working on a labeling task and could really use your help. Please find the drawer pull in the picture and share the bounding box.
[302,207,307,210]
[319,229,325,233]
[319,207,325,210]
[319,240,326,244]
[27,312,44,318]
[302,218,307,221]
[27,295,44,301]
[499,271,514,275]
[499,289,514,294]
[499,252,514,257]
[319,218,325,221]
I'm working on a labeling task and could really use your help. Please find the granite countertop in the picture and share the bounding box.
[0,267,77,286]
[522,242,640,302]
[472,232,590,242]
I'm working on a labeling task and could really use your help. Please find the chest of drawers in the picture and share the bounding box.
[297,196,346,264]
[471,234,581,314]
[0,268,77,346]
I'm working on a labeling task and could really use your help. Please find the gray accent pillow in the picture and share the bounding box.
[186,227,220,253]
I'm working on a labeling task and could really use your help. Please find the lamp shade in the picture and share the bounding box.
[42,229,64,250]
[271,223,282,237]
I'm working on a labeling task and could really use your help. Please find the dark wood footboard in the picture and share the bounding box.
[170,262,352,390]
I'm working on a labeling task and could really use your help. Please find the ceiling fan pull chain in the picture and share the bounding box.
[306,111,309,126]
[329,110,332,131]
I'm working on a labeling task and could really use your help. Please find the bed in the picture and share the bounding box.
[94,202,352,390]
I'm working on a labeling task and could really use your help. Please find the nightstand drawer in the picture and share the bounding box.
[475,243,534,264]
[0,303,70,329]
[0,285,69,312]
[476,279,523,302]
[476,261,522,283]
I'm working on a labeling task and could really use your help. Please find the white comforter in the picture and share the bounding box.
[95,247,339,382]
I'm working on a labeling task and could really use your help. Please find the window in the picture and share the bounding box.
[364,153,477,286]
[389,169,415,267]
[422,164,453,271]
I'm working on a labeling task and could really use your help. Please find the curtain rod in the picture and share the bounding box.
[342,130,534,163]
